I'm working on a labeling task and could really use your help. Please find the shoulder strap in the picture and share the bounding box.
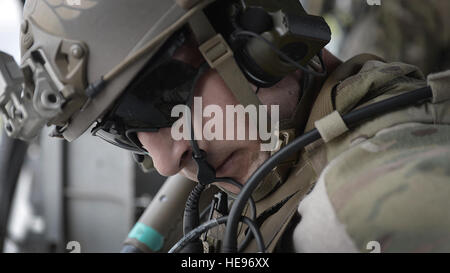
[239,153,318,253]
[304,54,384,132]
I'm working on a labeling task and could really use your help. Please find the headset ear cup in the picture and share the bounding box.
[280,42,309,63]
[234,44,283,88]
[232,7,282,88]
[239,7,273,34]
[206,0,331,88]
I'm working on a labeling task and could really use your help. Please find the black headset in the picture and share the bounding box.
[205,0,332,87]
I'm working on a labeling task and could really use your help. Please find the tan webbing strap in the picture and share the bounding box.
[189,11,262,109]
[281,74,320,134]
[428,70,450,104]
[314,111,349,143]
[189,10,272,144]
[251,129,297,201]
[304,54,384,132]
[199,35,263,108]
[188,9,216,45]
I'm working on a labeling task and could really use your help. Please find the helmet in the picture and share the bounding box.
[1,0,330,144]
[11,0,208,141]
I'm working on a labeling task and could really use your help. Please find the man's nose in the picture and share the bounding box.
[137,128,191,177]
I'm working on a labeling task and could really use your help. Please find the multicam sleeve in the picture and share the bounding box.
[293,122,450,253]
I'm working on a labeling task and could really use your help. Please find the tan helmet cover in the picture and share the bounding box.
[21,0,206,141]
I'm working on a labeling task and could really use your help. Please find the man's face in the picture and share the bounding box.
[137,37,301,193]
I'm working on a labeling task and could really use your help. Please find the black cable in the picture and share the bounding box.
[213,177,257,252]
[181,183,206,253]
[343,86,432,127]
[181,63,216,253]
[224,129,320,253]
[188,63,217,186]
[232,30,327,77]
[180,176,258,253]
[171,217,228,253]
[170,216,265,253]
[222,86,433,252]
[182,66,217,252]
[242,216,265,253]
[212,177,256,221]
[237,224,254,252]
[181,61,260,252]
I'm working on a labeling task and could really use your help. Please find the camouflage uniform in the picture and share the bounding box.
[293,55,450,252]
[235,54,450,253]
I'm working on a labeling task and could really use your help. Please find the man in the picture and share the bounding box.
[1,0,449,253]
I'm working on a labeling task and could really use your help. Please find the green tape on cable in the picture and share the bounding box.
[128,222,164,252]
